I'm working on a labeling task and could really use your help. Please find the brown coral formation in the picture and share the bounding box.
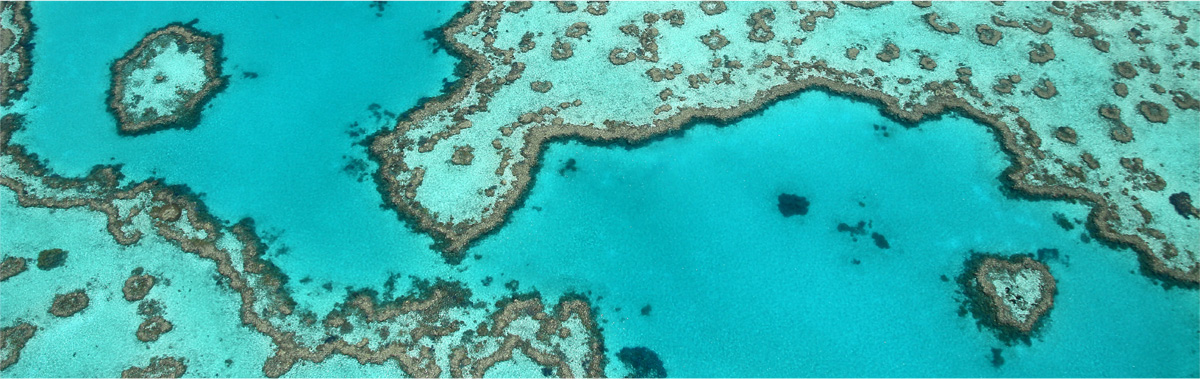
[1138,101,1169,123]
[49,290,90,317]
[550,39,573,60]
[553,1,577,13]
[608,48,637,65]
[923,12,960,34]
[36,248,67,270]
[844,1,892,9]
[108,23,226,136]
[584,1,607,16]
[959,254,1057,341]
[137,316,174,342]
[1028,43,1055,63]
[0,257,27,282]
[0,2,33,106]
[699,1,726,16]
[1170,90,1199,110]
[564,22,589,38]
[1053,126,1076,144]
[1025,18,1052,34]
[121,356,187,378]
[1169,192,1200,219]
[1113,82,1129,97]
[700,29,729,50]
[661,9,685,26]
[1033,78,1057,99]
[919,56,937,70]
[123,269,157,301]
[876,42,900,62]
[746,8,775,42]
[0,322,35,371]
[976,24,1003,45]
[1114,61,1138,78]
[530,80,553,93]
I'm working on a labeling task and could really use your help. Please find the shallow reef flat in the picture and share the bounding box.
[371,1,1200,285]
[1,1,1198,377]
[0,2,604,376]
[0,116,605,377]
[107,22,226,135]
[0,2,33,106]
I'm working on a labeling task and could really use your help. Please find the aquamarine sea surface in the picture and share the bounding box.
[2,2,1197,378]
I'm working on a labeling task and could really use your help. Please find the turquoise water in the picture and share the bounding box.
[3,2,1198,377]
[15,1,460,292]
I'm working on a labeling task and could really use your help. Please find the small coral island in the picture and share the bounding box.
[959,254,1057,343]
[107,22,225,136]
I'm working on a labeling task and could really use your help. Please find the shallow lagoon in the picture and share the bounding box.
[3,2,1197,377]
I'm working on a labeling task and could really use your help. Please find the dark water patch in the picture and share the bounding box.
[541,367,554,377]
[640,304,652,316]
[558,158,577,176]
[990,348,1005,367]
[505,279,520,292]
[1169,192,1199,219]
[837,221,867,236]
[37,248,68,270]
[345,121,366,138]
[481,276,493,286]
[870,232,890,249]
[872,123,892,137]
[777,193,810,217]
[1036,248,1059,261]
[370,1,388,17]
[851,258,862,265]
[241,71,258,79]
[617,347,667,378]
[940,274,950,282]
[342,155,370,182]
[1052,212,1074,230]
[1079,233,1091,244]
[138,300,164,317]
[382,272,404,299]
[367,103,398,123]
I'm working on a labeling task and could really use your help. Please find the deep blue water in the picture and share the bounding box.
[3,2,1197,377]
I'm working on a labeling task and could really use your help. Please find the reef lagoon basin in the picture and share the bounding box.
[1,1,1198,378]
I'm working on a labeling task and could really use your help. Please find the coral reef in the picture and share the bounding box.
[136,316,174,342]
[0,322,35,371]
[0,2,33,106]
[121,356,188,378]
[1,13,607,374]
[364,2,1198,285]
[34,248,66,270]
[776,193,810,217]
[617,346,667,378]
[123,268,157,301]
[959,254,1057,343]
[107,22,226,135]
[48,290,89,317]
[0,257,27,281]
